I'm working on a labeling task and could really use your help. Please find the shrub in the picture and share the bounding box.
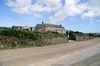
[0,29,67,49]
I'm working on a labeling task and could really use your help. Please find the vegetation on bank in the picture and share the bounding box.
[66,31,100,40]
[0,29,67,49]
[0,29,100,50]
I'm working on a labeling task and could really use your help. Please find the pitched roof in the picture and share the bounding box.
[36,24,64,28]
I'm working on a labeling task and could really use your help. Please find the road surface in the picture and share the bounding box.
[0,38,100,66]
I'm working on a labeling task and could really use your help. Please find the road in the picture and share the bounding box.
[0,38,100,66]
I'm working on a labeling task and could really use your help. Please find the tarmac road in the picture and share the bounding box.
[0,38,100,66]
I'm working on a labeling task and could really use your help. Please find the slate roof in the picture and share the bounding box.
[12,26,23,28]
[36,24,64,28]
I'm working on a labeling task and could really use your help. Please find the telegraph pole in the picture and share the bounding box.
[66,31,69,42]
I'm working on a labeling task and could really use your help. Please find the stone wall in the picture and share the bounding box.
[35,37,68,46]
[0,36,68,49]
[75,35,90,41]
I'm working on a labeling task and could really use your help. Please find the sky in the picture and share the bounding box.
[0,0,100,33]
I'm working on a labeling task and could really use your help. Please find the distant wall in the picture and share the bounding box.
[75,35,90,41]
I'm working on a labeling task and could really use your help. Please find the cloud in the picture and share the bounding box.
[81,11,96,19]
[5,0,100,23]
[30,3,52,13]
[37,0,62,10]
[6,0,32,7]
[50,0,83,23]
[6,0,62,14]
[50,0,100,23]
[11,6,30,14]
[80,0,100,19]
[33,13,42,18]
[96,20,100,23]
[6,0,31,14]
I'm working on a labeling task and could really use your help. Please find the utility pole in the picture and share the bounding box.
[66,31,69,42]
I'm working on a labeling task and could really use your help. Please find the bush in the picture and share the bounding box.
[0,29,67,49]
[0,29,38,40]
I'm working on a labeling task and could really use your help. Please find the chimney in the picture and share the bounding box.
[42,21,44,24]
[60,24,62,26]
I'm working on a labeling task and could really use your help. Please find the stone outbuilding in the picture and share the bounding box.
[12,26,35,31]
